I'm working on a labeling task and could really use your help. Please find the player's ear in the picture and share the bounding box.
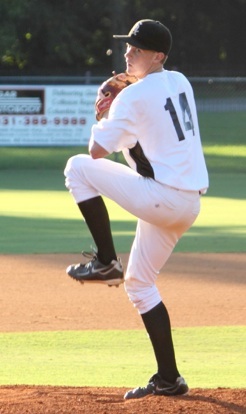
[155,51,166,64]
[162,53,168,65]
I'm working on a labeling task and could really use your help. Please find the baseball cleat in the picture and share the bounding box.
[66,251,124,287]
[124,374,189,400]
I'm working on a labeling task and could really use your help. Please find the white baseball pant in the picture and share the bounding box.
[64,154,200,314]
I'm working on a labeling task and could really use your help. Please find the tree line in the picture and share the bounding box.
[0,0,245,77]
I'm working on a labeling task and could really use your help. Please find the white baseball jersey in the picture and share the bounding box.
[65,69,209,314]
[91,70,208,193]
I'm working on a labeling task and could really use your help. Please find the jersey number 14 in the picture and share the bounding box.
[165,92,195,141]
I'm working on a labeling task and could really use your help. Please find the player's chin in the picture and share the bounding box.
[126,65,136,76]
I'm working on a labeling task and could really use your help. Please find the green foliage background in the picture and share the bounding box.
[0,0,245,76]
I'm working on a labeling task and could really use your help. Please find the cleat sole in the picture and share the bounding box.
[67,273,124,287]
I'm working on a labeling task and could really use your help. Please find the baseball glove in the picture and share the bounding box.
[95,72,138,121]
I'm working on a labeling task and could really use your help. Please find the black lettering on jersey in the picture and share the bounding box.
[179,92,195,136]
[164,97,184,141]
[164,92,195,141]
[129,142,155,179]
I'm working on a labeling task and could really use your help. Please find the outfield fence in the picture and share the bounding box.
[0,75,245,113]
[0,76,245,146]
[191,77,246,112]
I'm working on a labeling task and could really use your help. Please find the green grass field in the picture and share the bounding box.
[0,171,245,253]
[0,112,245,254]
[1,327,245,388]
[0,111,245,388]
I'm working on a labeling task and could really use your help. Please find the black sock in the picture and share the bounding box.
[141,301,180,383]
[78,196,117,265]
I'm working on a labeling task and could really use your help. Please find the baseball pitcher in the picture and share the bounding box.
[64,19,209,399]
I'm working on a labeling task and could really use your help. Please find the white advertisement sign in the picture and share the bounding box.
[0,85,98,146]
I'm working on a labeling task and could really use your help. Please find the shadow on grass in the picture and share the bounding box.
[1,170,246,200]
[0,216,245,254]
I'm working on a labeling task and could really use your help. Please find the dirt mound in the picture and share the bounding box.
[0,386,245,414]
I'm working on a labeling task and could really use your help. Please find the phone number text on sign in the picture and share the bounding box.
[0,117,86,125]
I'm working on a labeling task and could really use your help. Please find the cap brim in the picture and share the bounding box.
[113,35,149,50]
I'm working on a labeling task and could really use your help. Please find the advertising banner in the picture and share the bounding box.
[0,85,98,146]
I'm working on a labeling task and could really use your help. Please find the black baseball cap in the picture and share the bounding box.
[113,19,172,55]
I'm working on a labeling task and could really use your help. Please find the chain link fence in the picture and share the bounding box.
[190,77,246,112]
[1,75,245,113]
